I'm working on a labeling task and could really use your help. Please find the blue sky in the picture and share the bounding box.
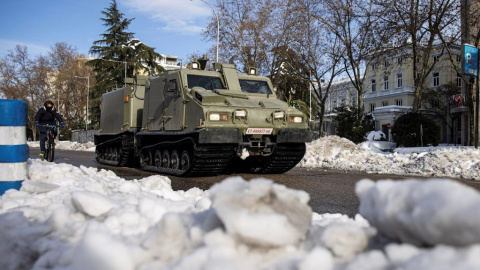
[0,0,215,61]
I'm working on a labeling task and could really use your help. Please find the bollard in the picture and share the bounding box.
[0,99,29,195]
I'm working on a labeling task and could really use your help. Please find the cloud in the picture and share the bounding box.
[120,0,212,35]
[0,39,50,58]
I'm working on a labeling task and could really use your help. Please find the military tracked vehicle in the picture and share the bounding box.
[94,59,313,176]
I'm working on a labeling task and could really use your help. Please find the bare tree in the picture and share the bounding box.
[291,0,345,135]
[373,0,460,111]
[310,0,382,113]
[49,42,95,133]
[203,0,278,74]
[0,43,95,140]
[0,46,52,140]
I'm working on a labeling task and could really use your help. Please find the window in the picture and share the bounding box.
[433,55,439,63]
[384,60,389,68]
[370,103,376,112]
[239,79,272,94]
[457,55,461,63]
[166,79,178,92]
[383,75,389,90]
[397,57,403,65]
[372,63,376,71]
[371,79,376,92]
[187,75,225,90]
[396,99,403,106]
[382,101,389,106]
[457,73,462,87]
[397,73,403,88]
[433,72,440,87]
[431,99,440,108]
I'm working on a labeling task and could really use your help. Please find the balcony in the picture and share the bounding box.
[363,86,415,100]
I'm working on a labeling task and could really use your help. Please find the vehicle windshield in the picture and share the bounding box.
[239,79,272,94]
[187,75,226,90]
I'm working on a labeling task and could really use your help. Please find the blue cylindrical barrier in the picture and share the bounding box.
[0,99,28,195]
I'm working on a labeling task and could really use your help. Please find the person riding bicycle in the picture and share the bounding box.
[35,100,65,159]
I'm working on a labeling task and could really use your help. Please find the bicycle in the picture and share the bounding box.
[40,124,58,162]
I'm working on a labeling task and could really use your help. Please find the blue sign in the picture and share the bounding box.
[462,44,479,77]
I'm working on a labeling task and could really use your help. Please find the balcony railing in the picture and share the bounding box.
[363,86,415,99]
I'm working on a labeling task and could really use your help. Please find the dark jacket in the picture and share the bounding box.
[35,106,64,126]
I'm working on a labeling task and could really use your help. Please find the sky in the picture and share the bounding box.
[0,0,216,62]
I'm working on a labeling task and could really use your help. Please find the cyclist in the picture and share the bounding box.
[35,100,65,159]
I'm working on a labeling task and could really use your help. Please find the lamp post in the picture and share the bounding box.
[100,59,127,87]
[75,76,90,130]
[191,0,219,62]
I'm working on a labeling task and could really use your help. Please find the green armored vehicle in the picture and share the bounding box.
[94,59,313,176]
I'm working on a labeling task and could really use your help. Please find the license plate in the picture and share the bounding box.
[246,128,273,135]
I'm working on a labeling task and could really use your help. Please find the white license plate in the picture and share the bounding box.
[246,128,273,135]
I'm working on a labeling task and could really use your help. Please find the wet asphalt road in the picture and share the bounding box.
[29,147,480,217]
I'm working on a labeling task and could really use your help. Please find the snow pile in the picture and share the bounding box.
[0,160,370,269]
[2,160,480,269]
[366,131,386,141]
[209,177,312,247]
[356,179,480,246]
[300,136,480,180]
[28,141,95,152]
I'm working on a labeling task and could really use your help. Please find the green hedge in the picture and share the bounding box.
[391,112,440,147]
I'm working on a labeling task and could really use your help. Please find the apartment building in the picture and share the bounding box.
[322,77,359,136]
[362,44,461,142]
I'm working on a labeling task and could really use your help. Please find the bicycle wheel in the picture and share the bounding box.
[48,136,55,162]
[45,131,55,162]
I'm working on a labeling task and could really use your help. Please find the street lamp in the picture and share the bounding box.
[75,76,90,130]
[99,59,127,87]
[191,0,220,62]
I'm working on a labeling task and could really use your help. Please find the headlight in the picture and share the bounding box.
[209,113,228,121]
[273,111,285,119]
[235,110,247,117]
[289,116,303,123]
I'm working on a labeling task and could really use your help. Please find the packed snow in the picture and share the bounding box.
[2,159,480,269]
[27,140,95,152]
[300,136,480,180]
[1,136,479,269]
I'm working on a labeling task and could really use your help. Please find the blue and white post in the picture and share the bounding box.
[0,99,29,195]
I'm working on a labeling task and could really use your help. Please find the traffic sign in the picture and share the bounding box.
[462,44,479,77]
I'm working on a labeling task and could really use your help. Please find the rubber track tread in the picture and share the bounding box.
[140,138,235,177]
[95,134,135,167]
[255,143,306,174]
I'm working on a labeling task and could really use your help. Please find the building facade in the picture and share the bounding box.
[362,45,462,143]
[322,78,359,136]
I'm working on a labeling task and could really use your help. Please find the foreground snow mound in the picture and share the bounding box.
[3,160,480,269]
[209,177,312,247]
[345,243,480,270]
[356,179,480,246]
[0,160,376,270]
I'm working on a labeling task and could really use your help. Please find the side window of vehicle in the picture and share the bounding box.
[167,79,177,92]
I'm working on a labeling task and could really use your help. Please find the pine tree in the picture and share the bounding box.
[88,0,163,128]
[88,0,133,128]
